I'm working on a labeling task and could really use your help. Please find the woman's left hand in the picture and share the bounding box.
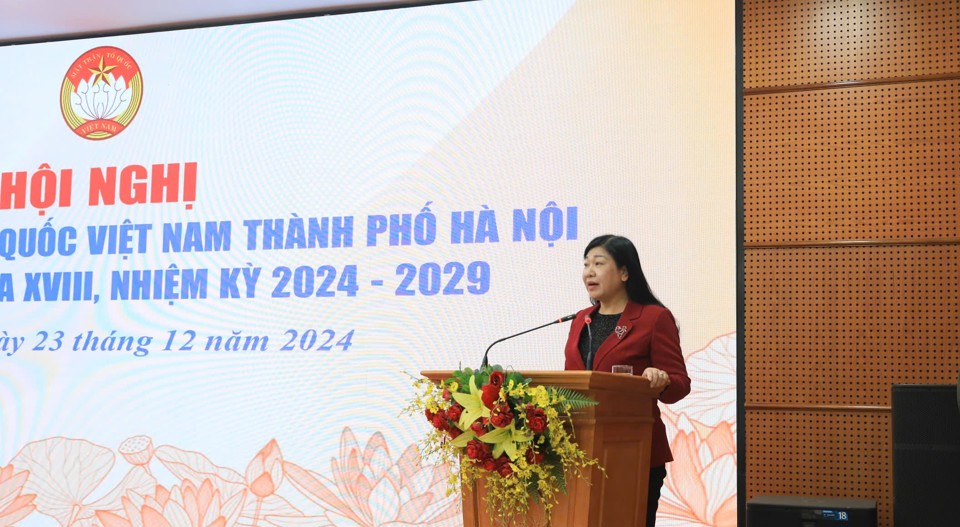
[641,367,671,390]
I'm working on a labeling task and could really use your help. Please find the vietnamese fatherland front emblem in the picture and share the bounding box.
[60,46,143,140]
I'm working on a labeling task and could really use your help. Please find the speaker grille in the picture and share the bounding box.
[892,384,960,527]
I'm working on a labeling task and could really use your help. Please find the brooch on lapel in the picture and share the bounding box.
[614,325,627,340]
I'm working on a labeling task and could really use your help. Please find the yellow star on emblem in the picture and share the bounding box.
[88,57,117,85]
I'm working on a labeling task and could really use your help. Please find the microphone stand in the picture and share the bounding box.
[480,314,576,369]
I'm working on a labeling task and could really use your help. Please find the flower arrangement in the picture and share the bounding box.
[408,365,602,525]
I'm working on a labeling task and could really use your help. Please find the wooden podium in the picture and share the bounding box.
[421,370,658,527]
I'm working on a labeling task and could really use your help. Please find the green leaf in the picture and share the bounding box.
[552,387,598,411]
[529,475,543,503]
[505,371,526,387]
[451,373,466,388]
[544,456,567,494]
[451,370,472,390]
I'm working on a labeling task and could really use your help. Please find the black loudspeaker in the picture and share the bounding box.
[746,495,876,527]
[892,384,960,527]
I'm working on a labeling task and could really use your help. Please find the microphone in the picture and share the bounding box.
[480,314,576,368]
[584,316,595,369]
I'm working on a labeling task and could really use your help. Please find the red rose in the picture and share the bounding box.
[525,406,548,434]
[490,403,514,428]
[470,421,485,435]
[480,383,500,409]
[431,412,447,430]
[448,428,461,439]
[446,404,463,421]
[465,439,485,460]
[488,371,505,387]
[482,458,498,471]
[442,387,452,400]
[424,409,435,423]
[528,416,547,434]
[525,449,544,465]
[498,463,513,477]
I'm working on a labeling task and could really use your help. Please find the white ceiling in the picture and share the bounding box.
[0,0,425,44]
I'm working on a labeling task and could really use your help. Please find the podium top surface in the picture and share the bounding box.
[420,370,658,397]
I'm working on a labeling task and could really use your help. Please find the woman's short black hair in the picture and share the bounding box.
[583,234,665,307]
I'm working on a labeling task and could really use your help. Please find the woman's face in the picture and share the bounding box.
[582,246,628,304]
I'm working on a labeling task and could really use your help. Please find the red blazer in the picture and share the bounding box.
[564,300,690,467]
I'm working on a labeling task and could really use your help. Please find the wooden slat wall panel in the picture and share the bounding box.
[744,80,960,245]
[743,0,960,89]
[746,245,960,406]
[746,410,891,527]
[743,1,960,525]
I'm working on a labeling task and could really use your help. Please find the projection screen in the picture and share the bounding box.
[0,1,735,525]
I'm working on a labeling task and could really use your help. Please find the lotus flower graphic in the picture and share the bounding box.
[672,332,737,429]
[280,428,460,527]
[0,464,36,527]
[96,479,246,527]
[71,73,131,121]
[9,437,156,527]
[658,410,737,527]
[4,431,459,527]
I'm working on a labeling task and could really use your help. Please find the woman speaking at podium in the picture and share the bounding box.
[564,234,691,527]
